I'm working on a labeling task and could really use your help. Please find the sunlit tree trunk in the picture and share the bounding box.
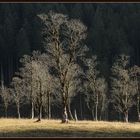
[37,80,42,122]
[137,94,140,122]
[80,94,83,120]
[124,111,128,122]
[47,92,51,119]
[74,109,78,121]
[62,97,68,123]
[95,94,98,121]
[31,101,34,119]
[31,65,34,119]
[136,77,140,122]
[67,100,74,120]
[17,103,21,119]
[38,105,42,121]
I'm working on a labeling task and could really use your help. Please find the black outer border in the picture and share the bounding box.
[0,0,140,2]
[0,137,140,140]
[0,0,140,140]
[1,138,140,139]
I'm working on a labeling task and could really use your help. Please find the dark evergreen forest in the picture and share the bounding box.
[0,3,140,122]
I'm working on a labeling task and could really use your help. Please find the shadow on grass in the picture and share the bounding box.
[0,128,140,137]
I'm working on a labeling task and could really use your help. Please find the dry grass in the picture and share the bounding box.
[0,118,140,137]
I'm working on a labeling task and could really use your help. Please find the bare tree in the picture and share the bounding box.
[42,72,56,120]
[129,65,140,121]
[20,51,55,121]
[33,51,57,122]
[111,55,137,122]
[0,63,11,118]
[84,56,107,121]
[38,11,88,123]
[10,77,26,119]
[26,52,48,121]
[0,86,11,118]
[19,54,36,119]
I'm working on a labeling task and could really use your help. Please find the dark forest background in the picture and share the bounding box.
[0,3,140,121]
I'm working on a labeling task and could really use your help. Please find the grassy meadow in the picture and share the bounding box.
[0,119,140,137]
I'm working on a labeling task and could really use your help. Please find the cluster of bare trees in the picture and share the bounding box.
[0,11,88,123]
[0,11,140,123]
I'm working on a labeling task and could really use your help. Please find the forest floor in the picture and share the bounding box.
[0,119,140,137]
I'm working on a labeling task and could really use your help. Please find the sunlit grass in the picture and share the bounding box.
[0,118,140,137]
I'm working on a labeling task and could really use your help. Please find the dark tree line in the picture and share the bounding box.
[0,3,140,122]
